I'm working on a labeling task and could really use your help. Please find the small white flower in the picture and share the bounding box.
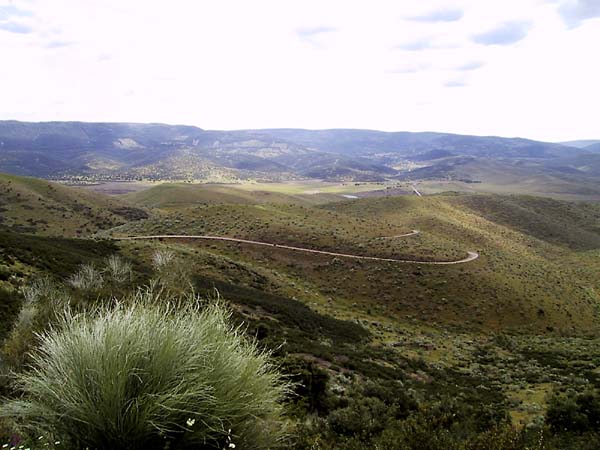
[229,444,236,449]
[186,418,196,427]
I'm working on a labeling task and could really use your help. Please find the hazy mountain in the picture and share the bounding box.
[560,139,600,149]
[0,120,586,182]
[584,142,600,153]
[255,128,576,159]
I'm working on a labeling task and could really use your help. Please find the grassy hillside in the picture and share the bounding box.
[107,200,600,435]
[450,194,600,251]
[0,227,122,338]
[0,173,148,236]
[123,182,340,208]
[400,156,600,198]
[2,176,600,441]
[115,191,600,336]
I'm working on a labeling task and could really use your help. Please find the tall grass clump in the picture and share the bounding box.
[152,249,175,271]
[3,278,70,370]
[1,289,289,450]
[151,249,192,294]
[103,255,132,285]
[66,263,104,292]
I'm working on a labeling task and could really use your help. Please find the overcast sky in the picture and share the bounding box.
[0,0,599,141]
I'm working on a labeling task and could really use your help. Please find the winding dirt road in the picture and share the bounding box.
[379,230,420,239]
[114,232,479,265]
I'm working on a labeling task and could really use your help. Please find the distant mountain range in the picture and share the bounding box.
[560,140,600,149]
[0,121,598,187]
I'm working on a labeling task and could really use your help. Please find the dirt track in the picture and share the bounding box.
[114,233,479,265]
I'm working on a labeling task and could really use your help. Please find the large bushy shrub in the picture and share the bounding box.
[546,391,600,433]
[1,289,289,450]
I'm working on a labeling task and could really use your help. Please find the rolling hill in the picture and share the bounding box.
[111,185,600,336]
[2,172,600,439]
[0,173,148,236]
[124,182,341,208]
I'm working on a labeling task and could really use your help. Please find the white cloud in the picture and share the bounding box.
[455,61,485,71]
[394,37,436,51]
[554,0,600,28]
[472,21,533,45]
[0,0,598,141]
[295,25,338,49]
[0,21,33,33]
[444,79,468,87]
[406,7,464,23]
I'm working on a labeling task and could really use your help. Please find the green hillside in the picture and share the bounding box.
[2,173,600,445]
[450,194,600,250]
[124,182,340,208]
[103,189,600,440]
[113,191,600,336]
[0,173,148,236]
[403,157,600,201]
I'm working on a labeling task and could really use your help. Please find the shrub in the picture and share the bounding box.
[328,396,389,438]
[0,286,22,341]
[546,391,600,433]
[281,358,330,414]
[1,289,289,450]
[2,278,70,370]
[152,249,175,271]
[152,249,192,293]
[66,263,104,292]
[103,255,132,285]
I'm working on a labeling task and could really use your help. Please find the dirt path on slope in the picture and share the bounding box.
[114,232,479,265]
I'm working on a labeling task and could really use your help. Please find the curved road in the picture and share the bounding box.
[379,229,420,239]
[114,232,479,265]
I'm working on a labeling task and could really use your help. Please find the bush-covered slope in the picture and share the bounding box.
[0,173,148,236]
[116,191,600,335]
[2,187,600,447]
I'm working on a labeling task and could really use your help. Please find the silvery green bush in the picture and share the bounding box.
[1,288,289,450]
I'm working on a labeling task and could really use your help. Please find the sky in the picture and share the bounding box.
[0,0,599,142]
